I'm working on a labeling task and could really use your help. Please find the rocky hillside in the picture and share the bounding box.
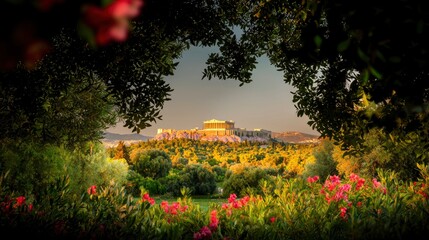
[271,131,320,144]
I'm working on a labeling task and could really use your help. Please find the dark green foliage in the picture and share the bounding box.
[0,142,71,195]
[351,129,429,180]
[212,165,227,182]
[222,167,275,197]
[201,1,429,150]
[0,64,117,148]
[178,164,217,196]
[131,149,172,179]
[126,170,166,196]
[0,141,128,196]
[303,140,338,181]
[159,174,186,197]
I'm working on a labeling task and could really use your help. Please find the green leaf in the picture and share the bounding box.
[337,40,350,52]
[314,35,322,48]
[357,48,370,63]
[369,66,382,79]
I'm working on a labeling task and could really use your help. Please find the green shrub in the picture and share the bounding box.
[131,149,172,179]
[212,166,227,182]
[302,139,338,181]
[126,170,166,196]
[159,174,186,197]
[222,166,275,197]
[179,164,217,196]
[0,142,72,195]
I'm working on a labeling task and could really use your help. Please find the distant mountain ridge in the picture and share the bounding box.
[103,132,152,141]
[101,132,152,147]
[271,131,320,144]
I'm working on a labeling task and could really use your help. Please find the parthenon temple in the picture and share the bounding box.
[157,119,271,140]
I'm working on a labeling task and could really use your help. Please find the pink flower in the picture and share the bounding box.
[307,175,319,184]
[349,173,359,182]
[194,226,212,240]
[142,193,155,205]
[372,178,381,188]
[107,0,143,18]
[228,194,237,203]
[209,210,219,230]
[240,195,250,205]
[193,232,202,240]
[372,178,387,194]
[270,217,276,223]
[161,201,170,213]
[356,178,366,190]
[232,201,242,209]
[87,185,97,195]
[83,0,144,45]
[161,201,188,215]
[329,175,341,185]
[340,207,347,220]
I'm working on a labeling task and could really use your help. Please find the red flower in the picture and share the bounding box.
[209,210,219,231]
[270,216,276,223]
[142,193,155,205]
[28,204,34,212]
[340,207,347,220]
[87,185,97,195]
[307,175,319,184]
[228,194,237,203]
[161,201,188,215]
[15,196,26,208]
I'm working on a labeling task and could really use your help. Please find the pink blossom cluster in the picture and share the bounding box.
[209,210,219,230]
[320,175,351,203]
[339,207,347,220]
[83,0,144,45]
[349,173,366,190]
[372,178,387,194]
[193,210,219,240]
[307,175,319,184]
[193,226,212,240]
[221,194,250,216]
[161,201,188,215]
[142,193,155,205]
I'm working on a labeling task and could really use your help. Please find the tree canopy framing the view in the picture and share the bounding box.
[1,0,429,150]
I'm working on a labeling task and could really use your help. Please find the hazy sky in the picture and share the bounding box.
[108,46,320,137]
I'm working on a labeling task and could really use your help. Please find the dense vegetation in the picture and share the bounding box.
[1,137,429,239]
[2,0,429,239]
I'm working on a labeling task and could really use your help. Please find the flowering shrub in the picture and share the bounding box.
[1,167,429,239]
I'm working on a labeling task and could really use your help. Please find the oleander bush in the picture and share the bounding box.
[2,164,428,239]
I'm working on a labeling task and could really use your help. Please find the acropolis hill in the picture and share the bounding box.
[154,119,271,142]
